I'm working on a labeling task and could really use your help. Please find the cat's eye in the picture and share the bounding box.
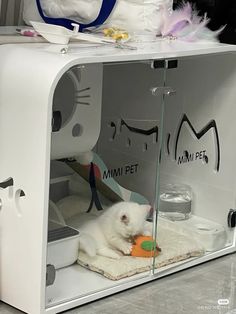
[121,214,129,224]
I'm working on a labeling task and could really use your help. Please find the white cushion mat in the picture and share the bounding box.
[77,219,204,280]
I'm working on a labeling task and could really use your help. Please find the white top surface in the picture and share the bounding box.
[0,26,235,64]
[10,40,236,64]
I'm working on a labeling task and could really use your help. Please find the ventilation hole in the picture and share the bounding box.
[72,124,83,137]
[143,143,148,152]
[126,138,131,147]
[0,177,14,189]
[15,189,26,199]
[0,177,14,198]
[20,190,26,197]
[15,189,26,217]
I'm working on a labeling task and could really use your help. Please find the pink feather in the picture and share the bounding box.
[161,2,223,42]
[161,2,192,37]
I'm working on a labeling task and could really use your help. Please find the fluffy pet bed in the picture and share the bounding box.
[56,190,204,281]
[77,219,204,280]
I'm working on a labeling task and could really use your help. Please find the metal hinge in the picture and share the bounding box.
[151,59,178,69]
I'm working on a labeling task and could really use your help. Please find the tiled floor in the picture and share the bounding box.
[1,253,236,314]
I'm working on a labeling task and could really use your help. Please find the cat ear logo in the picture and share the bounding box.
[110,118,158,141]
[109,118,158,151]
[172,114,220,172]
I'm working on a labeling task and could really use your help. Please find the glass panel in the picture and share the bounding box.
[155,54,236,275]
[46,60,165,307]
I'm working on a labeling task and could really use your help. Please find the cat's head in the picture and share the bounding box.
[111,202,152,238]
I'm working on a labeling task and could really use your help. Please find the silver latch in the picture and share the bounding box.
[150,87,176,97]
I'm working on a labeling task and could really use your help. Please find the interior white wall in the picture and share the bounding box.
[0,0,23,26]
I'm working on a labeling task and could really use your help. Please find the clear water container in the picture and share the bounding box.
[159,183,192,221]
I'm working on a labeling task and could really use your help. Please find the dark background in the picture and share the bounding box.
[174,0,236,44]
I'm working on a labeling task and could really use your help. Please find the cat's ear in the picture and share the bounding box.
[140,204,151,213]
[120,214,129,225]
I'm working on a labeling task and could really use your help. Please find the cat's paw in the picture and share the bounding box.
[97,247,122,259]
[110,252,122,259]
[143,221,153,236]
[119,242,132,255]
[143,229,152,236]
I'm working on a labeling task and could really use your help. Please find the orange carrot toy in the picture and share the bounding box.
[130,235,161,258]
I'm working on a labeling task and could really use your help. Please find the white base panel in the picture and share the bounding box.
[153,246,236,278]
[46,264,150,308]
[46,245,235,314]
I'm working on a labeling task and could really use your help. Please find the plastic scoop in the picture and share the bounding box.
[31,21,136,49]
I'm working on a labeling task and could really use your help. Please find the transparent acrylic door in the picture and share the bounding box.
[46,60,165,308]
[154,53,236,275]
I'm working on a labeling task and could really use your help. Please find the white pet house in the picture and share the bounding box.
[0,40,236,314]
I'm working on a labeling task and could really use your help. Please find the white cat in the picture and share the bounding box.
[77,201,153,259]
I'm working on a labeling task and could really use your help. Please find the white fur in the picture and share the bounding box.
[76,202,152,259]
[23,0,173,35]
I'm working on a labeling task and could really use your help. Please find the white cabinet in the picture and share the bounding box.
[0,41,235,314]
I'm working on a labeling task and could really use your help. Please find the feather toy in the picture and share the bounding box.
[161,2,224,42]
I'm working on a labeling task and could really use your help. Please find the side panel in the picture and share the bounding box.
[160,53,236,250]
[0,46,73,314]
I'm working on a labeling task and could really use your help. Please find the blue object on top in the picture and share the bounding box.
[35,0,117,32]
